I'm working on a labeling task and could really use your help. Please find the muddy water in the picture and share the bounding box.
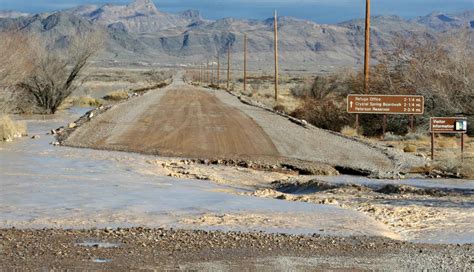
[0,111,395,238]
[317,175,474,244]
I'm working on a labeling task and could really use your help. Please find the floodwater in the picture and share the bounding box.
[0,110,394,238]
[1,110,472,244]
[318,175,474,244]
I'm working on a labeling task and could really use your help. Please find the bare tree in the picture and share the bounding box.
[0,31,35,113]
[18,30,103,114]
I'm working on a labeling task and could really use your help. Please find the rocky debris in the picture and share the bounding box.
[31,135,40,139]
[183,158,338,176]
[55,105,113,144]
[0,228,472,270]
[271,179,470,198]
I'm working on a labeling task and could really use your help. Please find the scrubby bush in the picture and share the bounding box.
[103,91,129,101]
[292,99,351,132]
[0,115,26,142]
[61,96,103,109]
[17,30,103,114]
[403,144,417,153]
[273,104,286,113]
[291,31,473,136]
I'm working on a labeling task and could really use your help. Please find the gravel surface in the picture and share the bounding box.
[61,73,426,177]
[1,228,472,271]
[214,89,427,176]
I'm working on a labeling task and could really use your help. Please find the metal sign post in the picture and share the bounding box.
[430,117,468,160]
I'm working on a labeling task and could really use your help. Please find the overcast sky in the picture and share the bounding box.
[0,0,472,23]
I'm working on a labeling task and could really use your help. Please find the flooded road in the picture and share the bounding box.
[0,111,396,238]
[1,110,473,244]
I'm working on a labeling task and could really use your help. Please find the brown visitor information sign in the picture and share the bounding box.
[347,95,424,115]
[430,117,468,133]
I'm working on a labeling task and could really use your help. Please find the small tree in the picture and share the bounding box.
[0,31,35,113]
[18,30,103,114]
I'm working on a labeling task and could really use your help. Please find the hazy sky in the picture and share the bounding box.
[0,0,472,23]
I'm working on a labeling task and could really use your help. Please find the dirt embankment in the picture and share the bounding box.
[60,74,426,177]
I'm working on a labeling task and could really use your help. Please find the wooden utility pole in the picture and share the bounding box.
[244,33,248,92]
[227,45,231,90]
[356,0,371,132]
[274,9,279,101]
[364,0,371,94]
[206,61,210,85]
[199,64,203,85]
[217,54,220,88]
[210,61,214,85]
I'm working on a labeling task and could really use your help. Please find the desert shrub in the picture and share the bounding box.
[0,31,36,113]
[145,69,173,84]
[404,132,429,141]
[291,31,473,136]
[403,144,417,153]
[384,132,403,141]
[103,91,129,101]
[273,104,286,113]
[61,96,103,109]
[133,82,169,94]
[0,115,26,142]
[292,99,351,132]
[17,30,103,114]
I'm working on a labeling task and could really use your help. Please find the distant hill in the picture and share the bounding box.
[1,0,472,72]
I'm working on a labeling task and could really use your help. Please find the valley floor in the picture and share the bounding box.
[0,72,472,271]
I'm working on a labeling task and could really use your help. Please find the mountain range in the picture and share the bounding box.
[0,0,473,72]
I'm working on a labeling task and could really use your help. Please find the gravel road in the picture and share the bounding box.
[1,228,472,271]
[63,73,426,175]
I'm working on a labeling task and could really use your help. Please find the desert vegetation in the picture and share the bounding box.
[17,31,103,114]
[0,29,103,114]
[291,31,473,136]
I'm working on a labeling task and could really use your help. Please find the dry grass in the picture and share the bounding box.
[436,136,459,148]
[59,96,103,110]
[341,126,359,137]
[403,144,417,153]
[0,115,26,142]
[103,91,129,101]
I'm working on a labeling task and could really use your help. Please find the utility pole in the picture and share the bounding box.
[217,54,220,88]
[274,9,279,101]
[199,64,203,85]
[364,0,371,94]
[244,33,248,92]
[227,45,231,90]
[206,60,210,85]
[210,61,214,85]
[356,0,371,132]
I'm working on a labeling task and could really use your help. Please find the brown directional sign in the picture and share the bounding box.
[430,117,468,133]
[347,95,424,115]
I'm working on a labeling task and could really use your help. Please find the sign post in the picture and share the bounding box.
[347,94,424,136]
[430,117,468,160]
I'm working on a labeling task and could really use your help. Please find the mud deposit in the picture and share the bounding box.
[1,228,472,271]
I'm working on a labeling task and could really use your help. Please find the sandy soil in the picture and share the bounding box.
[62,73,426,176]
[1,228,472,271]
